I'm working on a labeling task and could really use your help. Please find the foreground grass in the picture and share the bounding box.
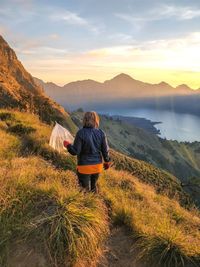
[99,169,200,267]
[0,110,108,266]
[0,157,108,267]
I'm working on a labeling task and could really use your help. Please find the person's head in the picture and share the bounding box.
[83,111,100,128]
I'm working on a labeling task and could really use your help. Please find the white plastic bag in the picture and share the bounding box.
[49,122,74,153]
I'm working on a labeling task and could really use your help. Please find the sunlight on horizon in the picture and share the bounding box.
[29,67,200,89]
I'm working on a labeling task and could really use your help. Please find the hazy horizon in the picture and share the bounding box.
[36,72,199,90]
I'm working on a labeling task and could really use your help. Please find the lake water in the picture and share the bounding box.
[98,108,200,142]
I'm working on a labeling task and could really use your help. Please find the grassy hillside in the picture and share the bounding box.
[110,150,191,207]
[0,109,200,267]
[0,109,191,206]
[71,111,200,205]
[100,169,200,267]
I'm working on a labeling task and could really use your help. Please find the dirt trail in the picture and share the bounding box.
[98,227,143,267]
[7,242,49,267]
[7,227,142,267]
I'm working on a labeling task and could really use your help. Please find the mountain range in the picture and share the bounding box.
[34,74,200,113]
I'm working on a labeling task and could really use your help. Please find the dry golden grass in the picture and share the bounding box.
[0,109,108,266]
[0,156,109,267]
[0,129,20,159]
[99,169,200,266]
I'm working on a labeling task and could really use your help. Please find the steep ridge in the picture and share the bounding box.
[0,35,77,133]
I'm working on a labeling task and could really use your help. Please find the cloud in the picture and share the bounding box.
[82,32,200,72]
[6,33,67,58]
[24,57,71,70]
[87,45,134,57]
[116,4,200,24]
[50,10,99,33]
[115,13,145,31]
[17,46,68,55]
[116,13,142,23]
[53,10,88,25]
[160,5,200,20]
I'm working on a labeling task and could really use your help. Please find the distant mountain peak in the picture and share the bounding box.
[46,81,58,86]
[176,84,191,90]
[157,81,170,87]
[112,73,134,81]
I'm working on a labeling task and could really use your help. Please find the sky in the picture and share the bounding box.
[0,0,200,88]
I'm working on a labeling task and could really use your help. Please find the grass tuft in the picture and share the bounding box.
[0,157,108,267]
[133,234,199,267]
[7,123,36,135]
[0,111,15,121]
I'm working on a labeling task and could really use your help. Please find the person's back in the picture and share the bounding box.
[64,111,111,192]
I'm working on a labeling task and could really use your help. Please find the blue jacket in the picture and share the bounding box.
[67,127,110,165]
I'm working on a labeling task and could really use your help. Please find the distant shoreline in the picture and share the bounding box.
[101,114,161,135]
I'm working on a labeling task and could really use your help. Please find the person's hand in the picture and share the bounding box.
[63,140,71,148]
[104,162,111,170]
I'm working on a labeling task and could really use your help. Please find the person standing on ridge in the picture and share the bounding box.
[63,111,111,193]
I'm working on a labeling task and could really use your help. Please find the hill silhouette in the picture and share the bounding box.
[0,35,77,133]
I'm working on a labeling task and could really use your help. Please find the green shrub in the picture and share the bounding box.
[8,123,36,136]
[19,134,76,171]
[0,112,15,121]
